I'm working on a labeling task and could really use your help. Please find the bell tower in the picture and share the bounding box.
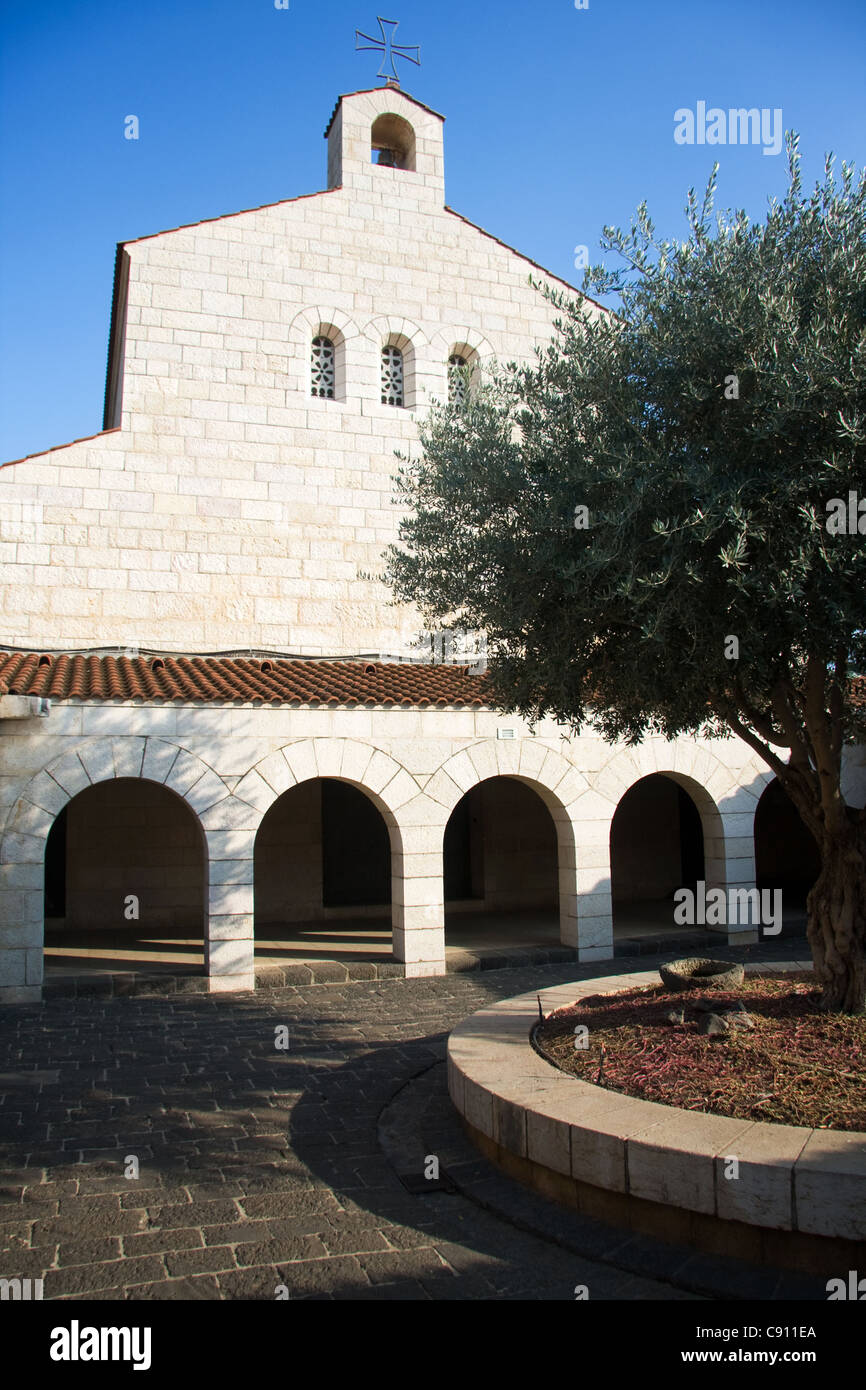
[325,87,445,203]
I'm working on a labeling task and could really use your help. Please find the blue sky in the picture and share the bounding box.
[1,0,864,462]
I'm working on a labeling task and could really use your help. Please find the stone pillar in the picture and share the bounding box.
[565,794,615,962]
[202,804,257,993]
[0,789,57,1003]
[390,802,446,977]
[720,797,762,946]
[0,875,43,1004]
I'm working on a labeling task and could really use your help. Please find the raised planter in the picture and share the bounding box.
[447,963,866,1275]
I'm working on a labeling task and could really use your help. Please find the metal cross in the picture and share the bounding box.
[355,16,420,87]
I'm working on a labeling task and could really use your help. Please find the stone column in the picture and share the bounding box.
[565,793,615,962]
[201,803,257,993]
[0,787,58,1003]
[720,794,762,947]
[390,799,446,977]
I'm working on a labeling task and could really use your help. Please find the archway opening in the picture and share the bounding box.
[371,113,416,170]
[610,773,705,938]
[754,778,820,914]
[443,777,560,953]
[43,778,206,979]
[254,778,395,962]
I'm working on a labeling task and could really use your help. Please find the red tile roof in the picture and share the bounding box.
[1,427,121,470]
[0,653,490,708]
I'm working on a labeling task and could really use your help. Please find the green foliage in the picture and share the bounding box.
[387,138,866,765]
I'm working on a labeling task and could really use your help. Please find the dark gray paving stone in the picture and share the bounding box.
[0,945,808,1303]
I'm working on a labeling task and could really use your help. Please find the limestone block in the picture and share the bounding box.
[19,771,68,817]
[8,801,54,839]
[462,1074,495,1139]
[527,1104,572,1177]
[165,750,214,799]
[627,1112,754,1215]
[182,769,228,815]
[282,741,319,786]
[206,911,254,940]
[208,858,254,885]
[392,925,445,961]
[199,798,261,832]
[141,739,181,784]
[403,959,446,978]
[207,971,255,993]
[205,829,257,861]
[575,916,613,950]
[338,740,375,785]
[77,741,116,785]
[360,749,401,795]
[379,768,418,811]
[568,1090,661,1192]
[570,790,616,823]
[232,767,276,813]
[0,862,43,891]
[794,1130,866,1239]
[1,832,48,866]
[111,738,146,780]
[466,741,498,783]
[0,921,44,949]
[206,938,255,974]
[0,889,42,926]
[517,740,549,781]
[439,749,477,794]
[0,949,27,986]
[576,944,612,964]
[208,881,254,916]
[714,1123,807,1230]
[392,875,442,910]
[447,1054,465,1114]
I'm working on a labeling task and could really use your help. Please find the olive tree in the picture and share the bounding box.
[387,140,866,1012]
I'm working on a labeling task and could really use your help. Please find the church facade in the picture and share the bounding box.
[0,86,848,1004]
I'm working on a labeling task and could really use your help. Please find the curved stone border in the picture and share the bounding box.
[447,963,866,1244]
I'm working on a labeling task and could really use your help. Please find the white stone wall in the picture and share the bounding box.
[0,697,839,1003]
[0,87,598,656]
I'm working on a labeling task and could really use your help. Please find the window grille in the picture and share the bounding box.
[381,345,404,406]
[311,336,335,398]
[448,354,468,406]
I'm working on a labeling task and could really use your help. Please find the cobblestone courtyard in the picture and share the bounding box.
[0,946,821,1301]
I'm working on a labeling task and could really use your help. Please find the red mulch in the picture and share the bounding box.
[535,972,865,1131]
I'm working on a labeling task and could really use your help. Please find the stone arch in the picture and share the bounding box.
[287,305,359,402]
[237,739,420,965]
[0,737,236,1001]
[424,740,589,951]
[371,111,416,170]
[753,774,821,907]
[362,315,426,409]
[234,738,418,837]
[602,747,724,871]
[597,737,771,943]
[429,326,497,363]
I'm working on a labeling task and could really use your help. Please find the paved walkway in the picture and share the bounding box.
[0,943,816,1300]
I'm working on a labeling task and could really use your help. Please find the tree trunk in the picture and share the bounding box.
[806,820,866,1014]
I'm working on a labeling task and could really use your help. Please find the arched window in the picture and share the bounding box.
[311,335,336,399]
[381,345,404,407]
[448,354,468,407]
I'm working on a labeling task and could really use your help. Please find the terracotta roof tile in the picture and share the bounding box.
[0,653,490,708]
